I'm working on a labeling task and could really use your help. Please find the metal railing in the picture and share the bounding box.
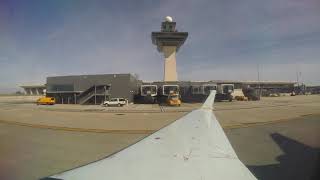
[77,85,110,104]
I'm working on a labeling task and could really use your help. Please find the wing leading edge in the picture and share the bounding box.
[46,90,257,180]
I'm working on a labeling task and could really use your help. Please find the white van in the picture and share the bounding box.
[102,98,126,107]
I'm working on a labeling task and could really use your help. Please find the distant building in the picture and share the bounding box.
[138,80,296,103]
[46,74,140,104]
[20,84,46,95]
[306,85,320,94]
[210,80,296,95]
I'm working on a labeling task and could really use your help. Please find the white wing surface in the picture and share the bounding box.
[46,90,257,180]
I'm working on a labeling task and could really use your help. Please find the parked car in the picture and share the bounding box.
[102,98,126,107]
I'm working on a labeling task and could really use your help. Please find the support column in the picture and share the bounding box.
[94,85,97,105]
[163,46,177,81]
[24,88,29,95]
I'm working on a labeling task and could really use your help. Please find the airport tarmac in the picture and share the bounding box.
[0,95,319,179]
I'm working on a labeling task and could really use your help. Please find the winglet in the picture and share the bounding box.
[201,90,216,109]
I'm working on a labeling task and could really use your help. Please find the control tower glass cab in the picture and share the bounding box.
[161,21,177,32]
[151,16,188,82]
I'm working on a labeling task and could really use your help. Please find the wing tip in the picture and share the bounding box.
[201,90,216,109]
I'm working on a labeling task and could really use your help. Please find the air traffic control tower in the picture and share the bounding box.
[152,16,188,82]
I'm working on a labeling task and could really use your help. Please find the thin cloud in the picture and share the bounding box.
[0,0,320,93]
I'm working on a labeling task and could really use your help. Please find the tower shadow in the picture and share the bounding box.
[248,133,320,180]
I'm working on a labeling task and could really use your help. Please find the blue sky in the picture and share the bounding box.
[1,0,320,92]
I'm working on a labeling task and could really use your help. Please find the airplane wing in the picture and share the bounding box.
[44,90,257,180]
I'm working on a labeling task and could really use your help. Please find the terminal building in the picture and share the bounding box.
[20,84,46,95]
[136,80,296,103]
[20,75,296,104]
[45,74,140,104]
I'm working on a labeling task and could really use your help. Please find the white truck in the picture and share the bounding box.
[102,98,126,107]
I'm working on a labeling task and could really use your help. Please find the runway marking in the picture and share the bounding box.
[0,119,155,134]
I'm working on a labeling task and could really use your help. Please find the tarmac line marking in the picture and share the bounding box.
[0,119,155,134]
[0,114,311,134]
[159,105,165,112]
[39,108,170,113]
[35,102,311,113]
[222,115,315,130]
[0,97,317,133]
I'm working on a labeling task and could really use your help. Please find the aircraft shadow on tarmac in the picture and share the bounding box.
[40,133,320,180]
[247,133,320,180]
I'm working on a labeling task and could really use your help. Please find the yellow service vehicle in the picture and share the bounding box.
[36,97,55,105]
[167,93,181,106]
